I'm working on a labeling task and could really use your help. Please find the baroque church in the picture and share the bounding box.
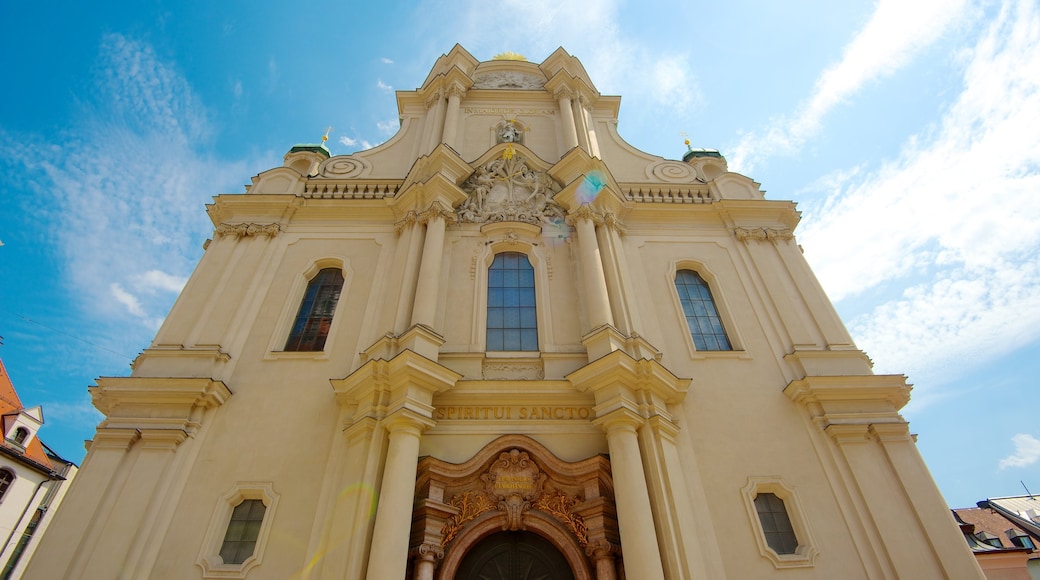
[26,46,984,579]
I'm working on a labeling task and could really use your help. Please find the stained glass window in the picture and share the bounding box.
[284,268,344,351]
[487,253,538,351]
[674,270,731,351]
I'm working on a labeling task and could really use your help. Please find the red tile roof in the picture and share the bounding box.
[0,358,55,471]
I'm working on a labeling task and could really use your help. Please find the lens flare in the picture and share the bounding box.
[575,170,606,205]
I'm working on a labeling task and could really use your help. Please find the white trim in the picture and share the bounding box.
[740,476,818,569]
[196,482,280,578]
[266,257,353,359]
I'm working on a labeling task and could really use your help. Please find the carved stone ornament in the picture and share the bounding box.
[441,491,495,547]
[481,449,547,531]
[535,488,589,546]
[734,226,795,243]
[472,71,546,90]
[457,154,566,225]
[215,223,281,238]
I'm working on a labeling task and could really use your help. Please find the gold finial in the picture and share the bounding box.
[322,126,333,144]
[680,131,692,152]
[502,144,516,160]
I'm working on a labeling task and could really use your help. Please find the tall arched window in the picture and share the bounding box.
[675,269,731,351]
[284,268,344,351]
[0,470,14,501]
[487,252,538,351]
[12,428,28,445]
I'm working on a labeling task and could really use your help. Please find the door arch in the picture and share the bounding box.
[456,531,575,580]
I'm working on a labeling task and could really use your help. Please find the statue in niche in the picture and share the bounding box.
[497,120,524,144]
[458,154,565,226]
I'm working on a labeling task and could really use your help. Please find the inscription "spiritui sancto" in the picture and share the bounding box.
[436,406,593,420]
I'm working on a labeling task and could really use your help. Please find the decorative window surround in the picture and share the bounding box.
[667,260,745,358]
[196,482,279,579]
[741,477,818,568]
[267,258,352,359]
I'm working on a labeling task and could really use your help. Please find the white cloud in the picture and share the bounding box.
[381,57,393,64]
[134,270,188,294]
[0,34,256,346]
[1000,434,1040,469]
[339,135,358,147]
[729,0,974,172]
[799,0,1040,385]
[42,396,105,429]
[376,119,399,136]
[376,79,393,92]
[110,283,145,318]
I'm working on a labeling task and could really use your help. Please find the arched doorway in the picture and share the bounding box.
[456,531,575,580]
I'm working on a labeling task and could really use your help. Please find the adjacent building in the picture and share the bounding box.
[955,496,1040,580]
[0,357,77,579]
[26,46,983,579]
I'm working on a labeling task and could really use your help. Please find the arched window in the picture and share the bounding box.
[12,428,28,445]
[0,470,14,501]
[675,270,731,351]
[284,268,344,351]
[487,252,538,351]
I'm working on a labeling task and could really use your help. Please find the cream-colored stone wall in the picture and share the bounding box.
[25,46,984,580]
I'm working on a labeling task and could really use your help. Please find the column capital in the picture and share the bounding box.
[417,201,458,225]
[565,204,601,226]
[593,407,645,435]
[384,408,436,437]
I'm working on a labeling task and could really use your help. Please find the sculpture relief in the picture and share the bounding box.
[472,71,545,90]
[458,154,566,226]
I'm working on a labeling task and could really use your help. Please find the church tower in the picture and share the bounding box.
[26,46,983,579]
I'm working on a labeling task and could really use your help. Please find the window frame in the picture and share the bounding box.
[667,261,743,358]
[196,482,279,579]
[741,477,818,568]
[0,469,14,503]
[267,258,352,359]
[486,252,540,352]
[469,226,556,356]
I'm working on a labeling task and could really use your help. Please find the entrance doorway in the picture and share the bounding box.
[455,531,576,580]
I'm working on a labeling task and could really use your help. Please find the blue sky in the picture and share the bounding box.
[1,0,1038,509]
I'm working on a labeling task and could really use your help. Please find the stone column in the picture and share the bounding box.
[412,542,444,580]
[441,83,466,150]
[568,207,614,330]
[586,540,618,580]
[366,411,433,580]
[598,410,666,580]
[410,204,453,329]
[556,87,580,150]
[423,91,446,153]
[393,213,425,334]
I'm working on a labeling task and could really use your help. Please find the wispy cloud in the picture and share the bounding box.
[447,0,702,115]
[1000,434,1040,469]
[1,34,256,345]
[798,0,1040,385]
[729,0,973,172]
[376,79,393,92]
[380,57,393,65]
[376,119,399,136]
[339,134,373,150]
[42,395,104,430]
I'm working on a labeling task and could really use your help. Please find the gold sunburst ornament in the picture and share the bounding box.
[492,51,527,61]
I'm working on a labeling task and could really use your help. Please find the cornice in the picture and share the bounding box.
[784,375,912,439]
[568,350,689,423]
[90,377,232,436]
[734,227,795,243]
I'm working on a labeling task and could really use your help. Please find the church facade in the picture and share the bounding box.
[26,46,983,579]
